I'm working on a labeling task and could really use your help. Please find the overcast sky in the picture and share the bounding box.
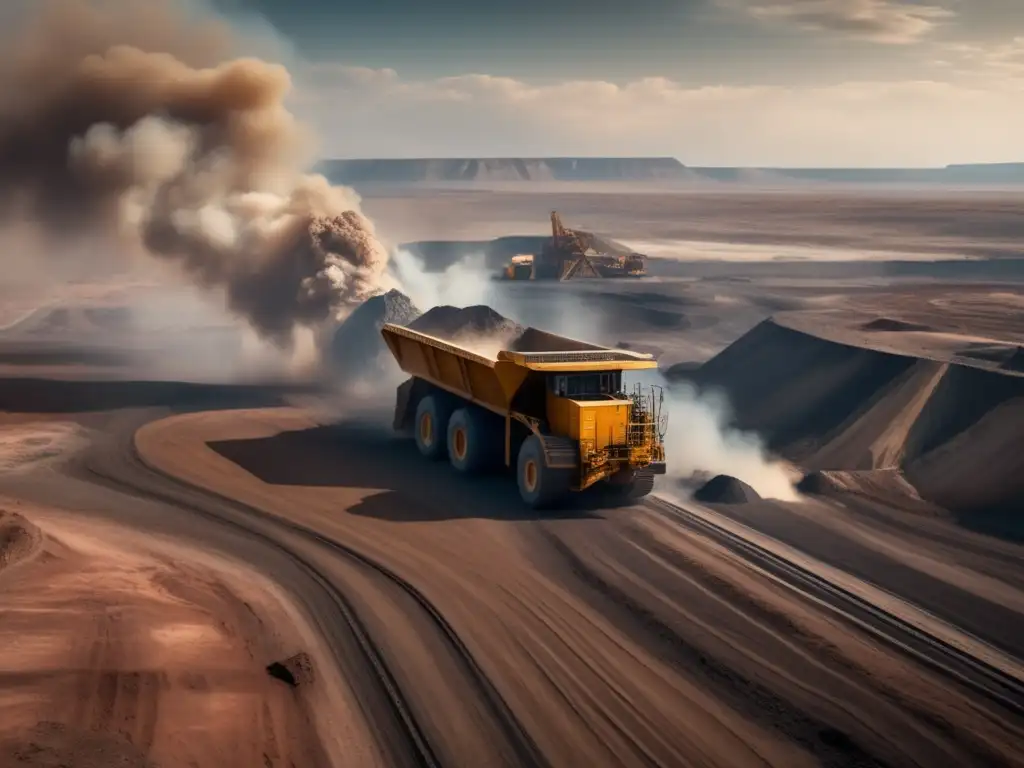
[216,0,1024,166]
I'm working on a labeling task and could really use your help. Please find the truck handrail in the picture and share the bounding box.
[499,349,654,364]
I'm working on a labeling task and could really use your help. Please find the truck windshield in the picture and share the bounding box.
[549,372,622,397]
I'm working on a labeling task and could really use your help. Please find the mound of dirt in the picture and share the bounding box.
[0,510,42,571]
[689,318,922,461]
[957,343,1019,365]
[1000,347,1024,372]
[410,305,523,340]
[798,468,919,498]
[82,307,133,331]
[328,289,421,382]
[860,318,935,332]
[31,307,70,333]
[693,317,1024,519]
[266,652,314,687]
[797,470,941,515]
[508,328,604,353]
[409,305,525,358]
[693,475,761,504]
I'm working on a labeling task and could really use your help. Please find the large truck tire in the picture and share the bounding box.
[414,393,455,460]
[447,407,502,473]
[517,435,571,509]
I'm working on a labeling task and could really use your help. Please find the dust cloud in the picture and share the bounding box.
[389,248,607,344]
[0,0,394,348]
[658,380,797,501]
[391,250,494,313]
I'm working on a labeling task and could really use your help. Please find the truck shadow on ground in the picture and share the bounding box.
[0,376,309,413]
[208,419,613,522]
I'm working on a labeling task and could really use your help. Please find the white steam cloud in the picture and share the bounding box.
[388,248,610,346]
[390,249,495,313]
[659,379,797,500]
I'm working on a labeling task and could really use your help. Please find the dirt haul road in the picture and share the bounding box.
[3,396,1024,767]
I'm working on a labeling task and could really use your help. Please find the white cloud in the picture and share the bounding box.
[293,64,1024,167]
[942,37,1024,77]
[729,0,955,44]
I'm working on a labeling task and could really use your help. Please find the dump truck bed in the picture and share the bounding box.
[380,323,657,415]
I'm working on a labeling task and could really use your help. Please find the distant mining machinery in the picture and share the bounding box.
[502,211,648,281]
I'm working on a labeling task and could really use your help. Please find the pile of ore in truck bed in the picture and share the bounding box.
[410,304,522,341]
[328,289,614,386]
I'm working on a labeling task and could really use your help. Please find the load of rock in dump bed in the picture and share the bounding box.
[328,289,421,381]
[508,327,603,353]
[692,474,761,504]
[329,297,530,384]
[410,305,523,340]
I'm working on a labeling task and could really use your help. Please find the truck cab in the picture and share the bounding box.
[544,370,666,492]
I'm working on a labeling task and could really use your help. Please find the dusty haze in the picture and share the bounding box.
[0,0,392,347]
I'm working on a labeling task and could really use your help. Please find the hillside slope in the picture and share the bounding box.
[688,318,1024,514]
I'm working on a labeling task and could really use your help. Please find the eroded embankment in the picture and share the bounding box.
[688,318,1024,514]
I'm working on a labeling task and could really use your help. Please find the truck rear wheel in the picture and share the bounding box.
[607,468,656,502]
[415,393,454,460]
[517,435,571,509]
[447,407,501,473]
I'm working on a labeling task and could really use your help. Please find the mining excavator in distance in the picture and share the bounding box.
[501,211,647,281]
[380,323,668,508]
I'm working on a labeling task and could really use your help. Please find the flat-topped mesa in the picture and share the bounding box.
[379,322,666,509]
[319,157,689,184]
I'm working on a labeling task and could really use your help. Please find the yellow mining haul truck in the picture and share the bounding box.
[380,323,668,508]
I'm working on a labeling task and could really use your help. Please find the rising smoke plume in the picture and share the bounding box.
[0,0,392,346]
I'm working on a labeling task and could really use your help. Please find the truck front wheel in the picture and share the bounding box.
[414,394,454,460]
[447,407,501,473]
[517,435,571,509]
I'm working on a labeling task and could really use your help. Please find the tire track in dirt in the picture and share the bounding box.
[535,526,892,768]
[78,408,543,768]
[534,513,1024,768]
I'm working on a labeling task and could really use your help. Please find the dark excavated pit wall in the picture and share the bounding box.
[902,363,1024,460]
[688,317,1024,521]
[688,319,917,452]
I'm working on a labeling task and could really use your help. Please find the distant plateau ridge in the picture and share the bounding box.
[317,158,1024,185]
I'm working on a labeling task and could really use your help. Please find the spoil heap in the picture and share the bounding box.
[693,474,762,504]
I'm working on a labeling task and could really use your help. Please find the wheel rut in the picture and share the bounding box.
[74,409,544,768]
